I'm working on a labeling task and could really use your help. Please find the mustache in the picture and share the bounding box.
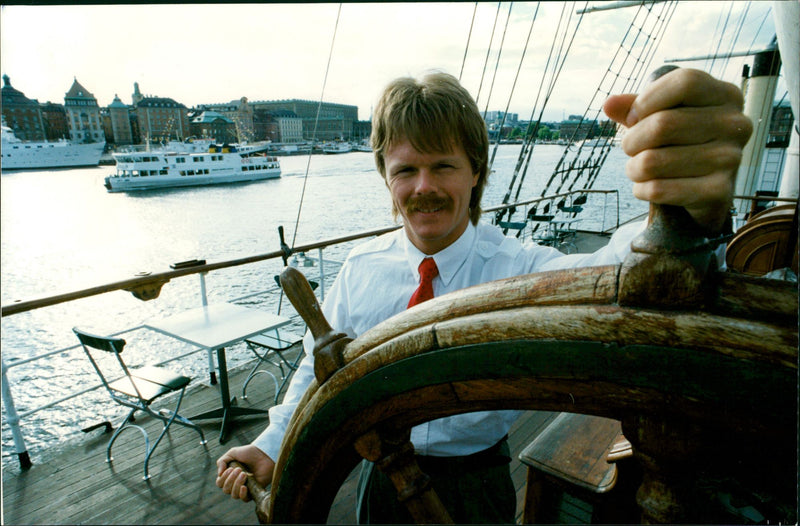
[406,195,452,213]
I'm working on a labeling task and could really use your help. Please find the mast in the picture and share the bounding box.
[772,0,799,203]
[733,42,781,217]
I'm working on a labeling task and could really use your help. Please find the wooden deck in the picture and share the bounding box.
[2,344,562,525]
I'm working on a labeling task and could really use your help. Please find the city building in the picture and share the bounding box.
[132,83,190,144]
[248,99,358,141]
[64,78,104,143]
[558,116,602,142]
[189,110,237,143]
[197,98,255,142]
[268,109,303,143]
[107,95,134,145]
[353,120,372,142]
[1,74,46,141]
[39,102,69,141]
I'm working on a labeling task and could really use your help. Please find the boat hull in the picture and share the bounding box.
[1,140,105,170]
[105,168,280,192]
[104,148,281,193]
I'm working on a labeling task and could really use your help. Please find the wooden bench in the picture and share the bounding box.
[519,412,638,524]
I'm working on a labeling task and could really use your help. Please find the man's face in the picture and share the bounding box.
[384,138,479,255]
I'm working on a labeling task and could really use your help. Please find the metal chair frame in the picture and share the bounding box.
[73,327,207,481]
[241,275,315,404]
[242,328,305,404]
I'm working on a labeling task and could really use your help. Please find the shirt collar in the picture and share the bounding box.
[403,223,476,287]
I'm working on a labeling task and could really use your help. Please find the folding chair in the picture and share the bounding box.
[241,275,317,404]
[73,327,206,481]
[498,220,528,240]
[557,197,584,215]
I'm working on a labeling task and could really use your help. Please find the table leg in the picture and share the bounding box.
[190,346,269,443]
[207,348,217,385]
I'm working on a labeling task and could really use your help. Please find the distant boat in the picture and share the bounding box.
[576,138,612,149]
[322,142,353,154]
[118,137,272,156]
[104,143,280,193]
[271,143,312,156]
[352,143,372,152]
[1,125,105,170]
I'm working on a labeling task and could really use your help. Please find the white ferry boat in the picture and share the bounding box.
[321,142,353,154]
[104,143,281,192]
[1,125,105,170]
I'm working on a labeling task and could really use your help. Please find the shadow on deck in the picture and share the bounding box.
[2,344,562,525]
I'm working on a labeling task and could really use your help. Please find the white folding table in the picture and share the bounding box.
[145,302,290,442]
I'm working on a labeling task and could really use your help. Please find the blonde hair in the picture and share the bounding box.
[371,71,489,225]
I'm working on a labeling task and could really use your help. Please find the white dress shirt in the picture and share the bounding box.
[253,219,648,460]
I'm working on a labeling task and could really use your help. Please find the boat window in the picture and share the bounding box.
[160,169,168,175]
[193,157,204,162]
[176,157,186,163]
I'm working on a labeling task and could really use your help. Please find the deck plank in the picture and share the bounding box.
[3,344,559,524]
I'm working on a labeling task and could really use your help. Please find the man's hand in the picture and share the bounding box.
[604,68,752,234]
[216,445,276,502]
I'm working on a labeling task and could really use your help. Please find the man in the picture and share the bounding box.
[216,69,751,523]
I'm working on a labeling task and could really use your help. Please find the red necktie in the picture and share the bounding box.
[407,257,439,308]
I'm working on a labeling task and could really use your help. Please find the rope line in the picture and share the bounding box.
[474,2,503,106]
[279,3,341,314]
[480,2,514,121]
[459,2,479,81]
[289,3,343,251]
[488,2,540,173]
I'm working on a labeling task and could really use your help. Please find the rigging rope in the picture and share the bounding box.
[459,3,479,81]
[474,3,503,107]
[496,1,676,235]
[488,2,541,172]
[495,1,586,225]
[551,1,675,199]
[480,3,515,121]
[289,3,343,252]
[278,3,342,313]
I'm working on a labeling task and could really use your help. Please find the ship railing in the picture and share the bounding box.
[1,190,621,470]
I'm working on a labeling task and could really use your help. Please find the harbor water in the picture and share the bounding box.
[1,144,647,471]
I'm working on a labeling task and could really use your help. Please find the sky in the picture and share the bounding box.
[0,2,780,123]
